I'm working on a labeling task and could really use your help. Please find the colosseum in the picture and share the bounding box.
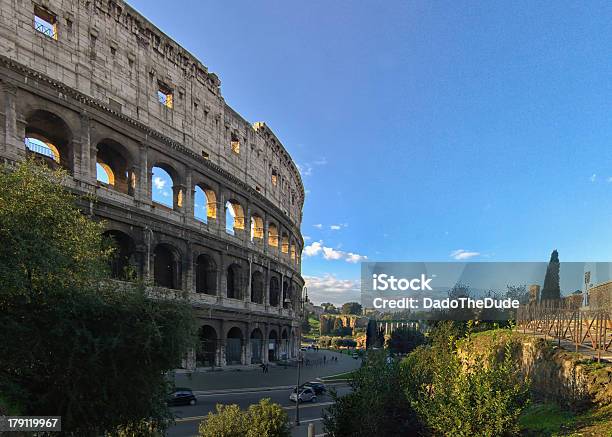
[0,0,305,368]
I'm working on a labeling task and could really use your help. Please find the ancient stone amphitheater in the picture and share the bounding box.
[0,0,304,368]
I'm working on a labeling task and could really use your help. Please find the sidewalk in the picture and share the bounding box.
[174,350,360,391]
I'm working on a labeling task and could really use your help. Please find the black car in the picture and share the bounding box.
[301,381,326,395]
[167,388,197,406]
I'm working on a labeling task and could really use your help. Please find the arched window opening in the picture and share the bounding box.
[268,224,279,248]
[24,137,60,162]
[251,271,264,304]
[225,200,244,235]
[281,233,289,254]
[269,277,280,307]
[196,254,217,295]
[96,139,133,194]
[251,215,264,241]
[250,328,264,364]
[230,132,240,155]
[226,327,243,365]
[282,280,290,309]
[226,263,242,300]
[152,166,175,208]
[197,325,217,368]
[154,244,181,289]
[290,243,297,262]
[25,110,73,171]
[194,185,218,222]
[103,230,135,280]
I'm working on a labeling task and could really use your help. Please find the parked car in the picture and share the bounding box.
[167,388,197,406]
[301,381,327,395]
[290,387,317,403]
[352,352,359,359]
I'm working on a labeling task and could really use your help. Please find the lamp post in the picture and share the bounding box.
[294,286,308,427]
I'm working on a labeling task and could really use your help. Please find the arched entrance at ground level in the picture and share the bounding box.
[250,328,264,364]
[281,329,289,360]
[153,244,181,289]
[268,330,278,362]
[226,327,243,365]
[196,325,217,368]
[290,332,296,358]
[103,230,135,280]
[195,254,217,295]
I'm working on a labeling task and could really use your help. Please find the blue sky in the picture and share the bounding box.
[130,1,612,305]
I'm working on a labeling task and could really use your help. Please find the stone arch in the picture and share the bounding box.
[250,214,264,241]
[195,253,217,295]
[250,328,264,364]
[24,109,73,171]
[269,276,280,307]
[268,329,279,362]
[281,328,289,359]
[225,199,245,235]
[197,325,218,368]
[95,138,136,195]
[226,263,243,300]
[281,232,289,254]
[153,243,181,289]
[103,230,136,280]
[194,183,217,222]
[282,279,291,309]
[250,270,264,304]
[226,326,244,365]
[268,223,279,248]
[290,240,297,263]
[151,162,180,209]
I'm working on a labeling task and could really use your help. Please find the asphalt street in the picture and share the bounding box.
[167,384,351,437]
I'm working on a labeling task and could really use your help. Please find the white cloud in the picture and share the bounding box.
[303,241,323,257]
[323,247,344,260]
[590,173,597,182]
[153,176,166,190]
[450,249,480,260]
[330,225,341,230]
[303,235,311,241]
[345,252,368,263]
[313,157,328,166]
[304,274,360,306]
[298,157,327,177]
[161,190,170,197]
[313,223,323,229]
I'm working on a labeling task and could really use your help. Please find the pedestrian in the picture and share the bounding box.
[260,363,265,373]
[323,355,327,365]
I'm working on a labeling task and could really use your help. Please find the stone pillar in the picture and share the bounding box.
[2,81,24,159]
[219,320,226,367]
[173,184,185,213]
[78,112,91,181]
[184,169,193,218]
[184,242,193,293]
[137,143,149,202]
[142,227,153,281]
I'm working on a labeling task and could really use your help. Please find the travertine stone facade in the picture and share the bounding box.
[0,0,304,368]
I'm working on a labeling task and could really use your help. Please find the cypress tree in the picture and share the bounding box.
[541,249,561,300]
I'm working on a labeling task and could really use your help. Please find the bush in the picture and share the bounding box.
[199,399,290,437]
[387,327,427,355]
[323,350,422,436]
[404,328,530,437]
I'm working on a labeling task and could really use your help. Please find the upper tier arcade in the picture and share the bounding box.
[0,0,304,227]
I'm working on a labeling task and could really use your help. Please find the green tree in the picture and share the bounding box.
[323,350,422,436]
[541,249,561,301]
[341,301,362,315]
[0,161,195,436]
[387,327,426,355]
[199,399,290,437]
[321,302,339,314]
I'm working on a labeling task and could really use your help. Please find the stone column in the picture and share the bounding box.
[77,112,91,181]
[137,143,149,203]
[184,242,193,293]
[2,81,24,159]
[184,169,193,218]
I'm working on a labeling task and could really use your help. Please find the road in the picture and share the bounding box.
[167,350,360,437]
[167,384,351,437]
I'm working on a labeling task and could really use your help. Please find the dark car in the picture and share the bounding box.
[301,381,326,395]
[167,388,197,406]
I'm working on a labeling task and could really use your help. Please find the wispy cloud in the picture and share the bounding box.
[153,176,166,190]
[330,223,348,231]
[313,224,323,229]
[450,249,480,260]
[304,274,360,305]
[590,173,597,182]
[304,240,367,263]
[303,235,311,241]
[298,157,328,177]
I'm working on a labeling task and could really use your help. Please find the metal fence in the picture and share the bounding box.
[517,300,612,361]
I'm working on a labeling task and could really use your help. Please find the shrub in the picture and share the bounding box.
[199,399,289,437]
[387,326,427,355]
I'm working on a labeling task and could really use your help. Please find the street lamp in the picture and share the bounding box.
[295,286,308,427]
